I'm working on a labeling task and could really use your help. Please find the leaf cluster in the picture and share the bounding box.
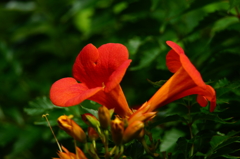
[1,0,240,158]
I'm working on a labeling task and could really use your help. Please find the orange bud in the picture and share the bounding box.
[110,117,124,145]
[88,127,99,141]
[76,146,88,159]
[122,120,144,143]
[98,105,110,129]
[57,115,86,143]
[54,146,87,159]
[128,102,156,125]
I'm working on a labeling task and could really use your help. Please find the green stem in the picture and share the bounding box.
[113,145,124,159]
[113,146,119,159]
[103,130,110,159]
[109,146,117,156]
[187,105,194,157]
[85,143,100,159]
[235,7,240,21]
[188,123,194,157]
[140,138,159,157]
[92,140,96,149]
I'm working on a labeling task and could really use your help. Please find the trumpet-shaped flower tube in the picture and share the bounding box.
[147,41,216,112]
[50,43,133,117]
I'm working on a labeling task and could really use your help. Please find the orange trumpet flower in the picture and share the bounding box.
[146,41,216,112]
[50,43,133,117]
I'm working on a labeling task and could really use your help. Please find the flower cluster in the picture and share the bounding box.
[50,41,216,158]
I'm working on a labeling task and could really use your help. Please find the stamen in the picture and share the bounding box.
[102,82,106,88]
[42,114,62,152]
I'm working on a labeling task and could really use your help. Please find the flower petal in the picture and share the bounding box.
[147,62,217,112]
[166,41,206,88]
[163,84,216,112]
[197,95,208,107]
[105,59,132,92]
[97,43,129,70]
[166,50,181,73]
[73,43,130,90]
[73,44,100,88]
[50,77,102,106]
[89,85,133,117]
[166,41,185,55]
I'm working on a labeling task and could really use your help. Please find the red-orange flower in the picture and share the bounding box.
[146,41,216,112]
[50,43,133,117]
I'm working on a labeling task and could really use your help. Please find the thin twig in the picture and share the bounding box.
[42,114,62,152]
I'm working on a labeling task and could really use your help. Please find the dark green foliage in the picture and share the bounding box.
[1,0,240,158]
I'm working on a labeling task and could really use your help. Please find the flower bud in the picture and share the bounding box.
[128,102,157,125]
[122,120,144,143]
[109,109,114,118]
[110,117,124,145]
[98,105,110,129]
[57,115,86,143]
[54,146,87,159]
[54,146,74,159]
[75,146,87,159]
[81,113,100,128]
[88,127,99,141]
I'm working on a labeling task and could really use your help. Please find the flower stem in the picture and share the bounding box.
[187,106,194,157]
[188,123,194,157]
[103,130,110,158]
[235,7,240,21]
[109,145,117,156]
[140,138,159,157]
[85,142,100,159]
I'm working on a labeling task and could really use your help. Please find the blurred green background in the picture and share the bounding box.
[1,0,240,158]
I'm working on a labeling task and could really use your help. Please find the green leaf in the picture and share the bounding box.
[186,11,228,38]
[147,79,167,88]
[74,8,94,35]
[113,2,128,14]
[160,128,185,152]
[125,140,145,159]
[211,136,240,151]
[222,153,240,159]
[229,0,240,10]
[192,113,235,124]
[215,79,240,97]
[212,16,239,34]
[8,126,41,158]
[173,137,192,159]
[207,132,240,158]
[80,105,99,118]
[214,78,230,88]
[130,38,160,71]
[0,124,19,146]
[150,114,183,128]
[24,96,64,116]
[127,37,142,55]
[183,0,220,14]
[209,147,239,159]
